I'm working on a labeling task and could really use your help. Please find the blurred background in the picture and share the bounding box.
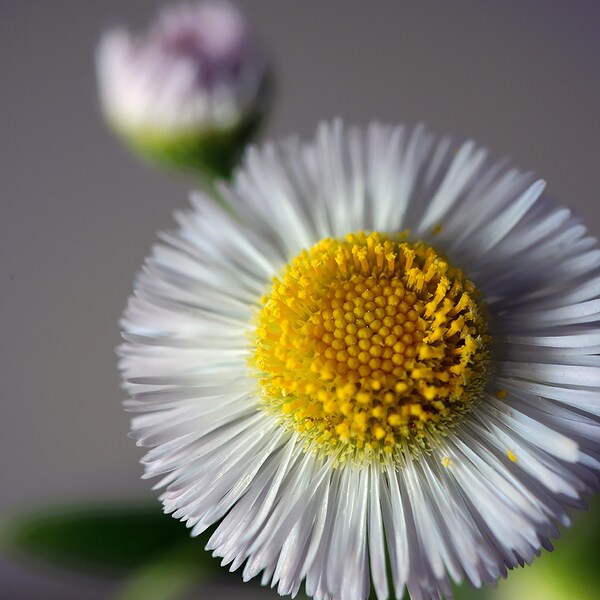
[1,0,599,598]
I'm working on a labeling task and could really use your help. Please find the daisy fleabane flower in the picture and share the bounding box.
[96,1,270,177]
[119,121,600,600]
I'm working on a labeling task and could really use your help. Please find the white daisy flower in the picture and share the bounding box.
[119,121,600,600]
[96,1,270,176]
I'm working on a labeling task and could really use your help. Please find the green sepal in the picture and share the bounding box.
[110,74,274,182]
[116,109,263,181]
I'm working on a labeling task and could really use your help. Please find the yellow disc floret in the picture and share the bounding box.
[251,231,489,464]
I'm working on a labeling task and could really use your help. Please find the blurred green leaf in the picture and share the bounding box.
[0,502,220,578]
[115,543,212,600]
[2,495,600,599]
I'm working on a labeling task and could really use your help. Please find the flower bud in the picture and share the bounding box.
[96,1,271,178]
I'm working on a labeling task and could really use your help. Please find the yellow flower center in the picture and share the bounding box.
[251,231,489,463]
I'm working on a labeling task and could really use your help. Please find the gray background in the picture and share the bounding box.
[1,0,599,597]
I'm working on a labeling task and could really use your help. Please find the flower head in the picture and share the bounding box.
[97,1,270,177]
[119,121,600,600]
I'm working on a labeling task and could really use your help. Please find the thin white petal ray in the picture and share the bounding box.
[416,140,488,234]
[367,469,388,600]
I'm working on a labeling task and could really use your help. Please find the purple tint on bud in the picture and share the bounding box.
[151,2,254,90]
[97,1,269,136]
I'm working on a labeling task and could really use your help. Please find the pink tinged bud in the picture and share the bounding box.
[96,1,271,178]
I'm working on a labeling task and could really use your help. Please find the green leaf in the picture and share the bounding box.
[4,496,600,599]
[0,502,221,578]
[115,543,213,600]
